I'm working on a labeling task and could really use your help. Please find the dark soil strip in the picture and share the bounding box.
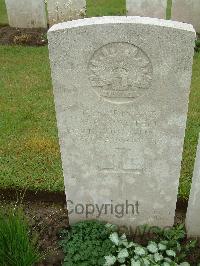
[0,26,48,46]
[176,197,188,212]
[0,26,199,47]
[0,187,66,204]
[0,186,188,212]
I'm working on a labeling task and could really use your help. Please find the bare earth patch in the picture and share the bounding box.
[0,26,47,46]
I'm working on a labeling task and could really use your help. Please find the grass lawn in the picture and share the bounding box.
[166,0,172,20]
[0,48,200,196]
[0,0,8,26]
[179,52,200,198]
[86,0,126,17]
[0,46,63,191]
[0,0,199,198]
[0,0,126,192]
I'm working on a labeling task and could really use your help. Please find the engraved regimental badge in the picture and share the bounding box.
[88,42,153,103]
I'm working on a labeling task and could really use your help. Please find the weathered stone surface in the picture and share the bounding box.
[186,135,200,237]
[126,0,167,19]
[48,17,195,228]
[172,0,200,33]
[5,0,47,28]
[47,0,86,26]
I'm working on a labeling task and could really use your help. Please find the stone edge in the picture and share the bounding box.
[48,16,196,34]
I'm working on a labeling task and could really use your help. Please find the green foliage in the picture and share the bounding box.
[105,225,196,265]
[60,221,117,265]
[0,207,41,266]
[60,221,197,265]
[151,224,197,263]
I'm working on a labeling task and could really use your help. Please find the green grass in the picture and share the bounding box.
[0,0,200,198]
[86,0,126,17]
[0,207,40,266]
[166,0,172,20]
[0,0,126,192]
[0,46,63,191]
[179,52,200,199]
[0,0,8,26]
[0,46,200,197]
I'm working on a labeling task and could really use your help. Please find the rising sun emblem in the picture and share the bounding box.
[88,42,153,103]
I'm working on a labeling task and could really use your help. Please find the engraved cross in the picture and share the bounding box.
[100,148,143,175]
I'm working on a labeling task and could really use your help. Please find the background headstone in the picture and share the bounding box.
[172,0,200,33]
[48,17,195,228]
[126,0,167,19]
[186,134,200,237]
[5,0,47,28]
[47,0,86,26]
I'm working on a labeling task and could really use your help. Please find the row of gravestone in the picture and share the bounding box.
[47,16,200,237]
[5,0,86,28]
[4,0,200,33]
[127,0,200,33]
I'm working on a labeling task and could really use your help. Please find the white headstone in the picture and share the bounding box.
[172,0,200,33]
[186,134,200,237]
[47,0,86,26]
[5,0,47,28]
[48,17,195,228]
[126,0,167,19]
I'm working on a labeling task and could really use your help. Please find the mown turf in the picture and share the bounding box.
[179,51,200,199]
[0,0,200,198]
[86,0,126,17]
[0,0,8,26]
[0,0,126,192]
[0,46,63,191]
[166,0,172,20]
[0,45,200,196]
[0,0,127,193]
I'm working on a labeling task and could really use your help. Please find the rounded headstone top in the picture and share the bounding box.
[48,16,195,34]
